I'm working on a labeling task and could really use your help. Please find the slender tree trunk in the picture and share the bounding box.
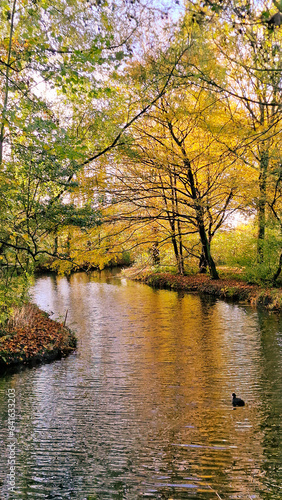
[257,149,268,263]
[170,232,180,267]
[159,172,184,274]
[184,158,219,279]
[173,171,184,274]
[54,235,58,255]
[272,249,282,283]
[0,0,17,165]
[66,232,71,257]
[176,224,184,274]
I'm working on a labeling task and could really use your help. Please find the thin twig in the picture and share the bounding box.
[63,309,68,327]
[205,483,224,500]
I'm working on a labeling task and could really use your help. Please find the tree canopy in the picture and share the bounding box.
[0,0,282,318]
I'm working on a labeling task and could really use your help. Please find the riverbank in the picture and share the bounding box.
[0,304,77,372]
[130,270,282,311]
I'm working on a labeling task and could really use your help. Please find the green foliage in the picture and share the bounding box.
[245,263,275,285]
[213,223,282,284]
[213,225,257,268]
[40,202,102,231]
[0,89,102,273]
[121,250,132,266]
[0,271,32,330]
[245,233,282,284]
[273,0,282,11]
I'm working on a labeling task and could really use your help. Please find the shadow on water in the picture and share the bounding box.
[0,270,281,499]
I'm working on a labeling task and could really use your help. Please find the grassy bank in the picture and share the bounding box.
[0,304,77,372]
[130,269,282,311]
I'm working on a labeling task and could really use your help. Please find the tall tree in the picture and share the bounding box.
[0,0,179,271]
[181,1,282,263]
[103,82,242,278]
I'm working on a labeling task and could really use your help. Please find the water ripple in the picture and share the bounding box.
[0,270,281,499]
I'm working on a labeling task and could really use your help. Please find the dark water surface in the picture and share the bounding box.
[0,270,282,499]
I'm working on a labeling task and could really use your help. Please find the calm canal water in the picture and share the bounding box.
[0,270,282,499]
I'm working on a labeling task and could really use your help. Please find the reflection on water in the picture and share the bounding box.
[0,269,282,499]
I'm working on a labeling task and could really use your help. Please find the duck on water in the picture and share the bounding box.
[232,393,245,407]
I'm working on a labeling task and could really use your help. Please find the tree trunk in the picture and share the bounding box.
[257,150,268,263]
[168,221,184,274]
[177,244,184,275]
[66,232,71,257]
[174,172,184,275]
[54,235,58,255]
[199,250,208,273]
[159,172,184,274]
[151,241,160,266]
[184,158,219,279]
[0,0,17,165]
[272,249,282,283]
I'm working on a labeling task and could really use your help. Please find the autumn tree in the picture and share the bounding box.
[0,0,169,311]
[0,0,176,269]
[181,1,282,269]
[98,75,243,278]
[0,0,114,272]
